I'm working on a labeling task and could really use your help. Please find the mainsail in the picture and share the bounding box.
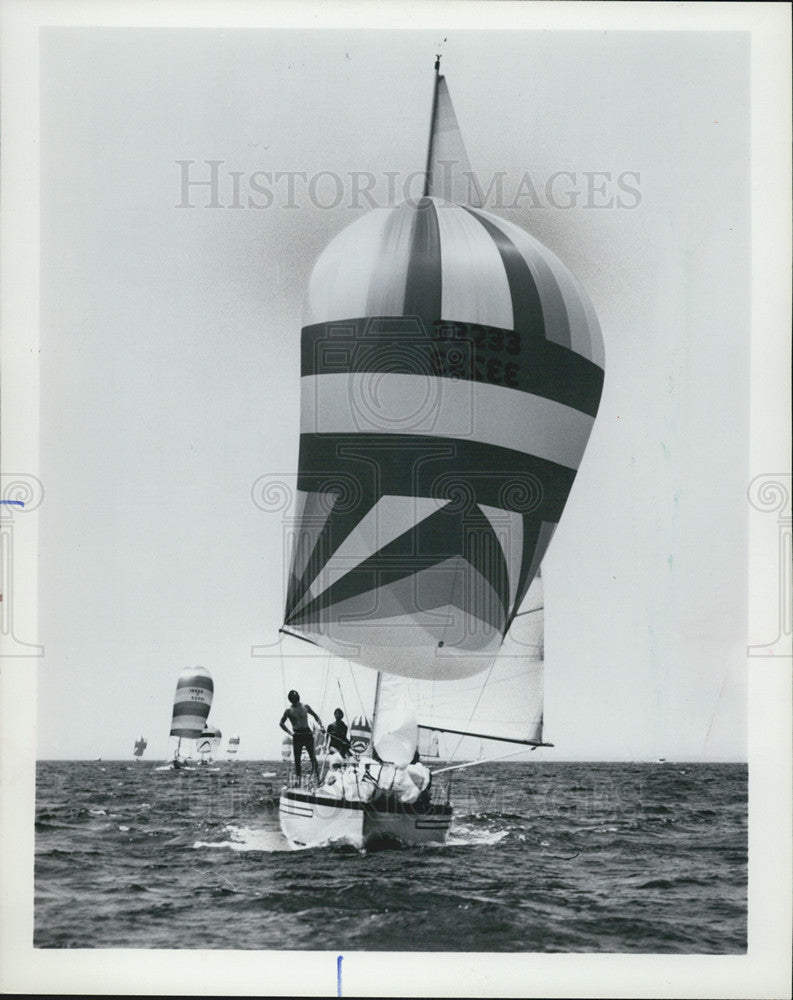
[281,62,603,763]
[412,571,545,754]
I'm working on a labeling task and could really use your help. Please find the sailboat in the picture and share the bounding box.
[133,736,147,761]
[276,58,604,849]
[196,725,222,765]
[169,665,213,769]
[418,729,441,764]
[227,734,241,760]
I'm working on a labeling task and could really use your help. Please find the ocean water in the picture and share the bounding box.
[35,760,746,952]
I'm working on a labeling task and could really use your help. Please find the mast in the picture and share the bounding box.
[422,55,442,197]
[372,671,383,731]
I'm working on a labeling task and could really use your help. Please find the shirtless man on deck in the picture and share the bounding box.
[279,690,323,781]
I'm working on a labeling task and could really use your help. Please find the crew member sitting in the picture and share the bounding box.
[326,708,351,757]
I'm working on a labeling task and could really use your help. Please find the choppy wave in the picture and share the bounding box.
[34,760,746,952]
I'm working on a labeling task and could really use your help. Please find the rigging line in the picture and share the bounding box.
[513,604,542,617]
[438,536,496,761]
[438,546,465,651]
[318,649,331,717]
[432,746,540,774]
[279,630,287,703]
[346,661,365,717]
[336,678,349,720]
[441,656,498,764]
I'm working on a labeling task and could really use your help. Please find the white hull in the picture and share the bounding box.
[279,788,452,850]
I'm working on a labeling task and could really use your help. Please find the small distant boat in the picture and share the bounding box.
[169,665,213,769]
[227,734,241,760]
[133,736,147,761]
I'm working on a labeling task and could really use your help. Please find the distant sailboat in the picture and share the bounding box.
[418,729,441,764]
[169,666,213,769]
[227,734,241,760]
[196,725,222,765]
[276,57,604,849]
[133,736,147,761]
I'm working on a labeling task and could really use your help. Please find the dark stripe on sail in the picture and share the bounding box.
[505,519,555,632]
[506,517,542,630]
[285,497,378,621]
[403,198,442,323]
[463,207,546,343]
[301,318,603,416]
[171,703,211,718]
[296,433,576,522]
[287,504,509,631]
[175,676,213,693]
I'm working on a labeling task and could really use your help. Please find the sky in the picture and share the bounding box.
[23,25,755,762]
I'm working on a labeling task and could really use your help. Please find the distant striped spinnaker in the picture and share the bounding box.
[349,714,373,756]
[170,666,213,738]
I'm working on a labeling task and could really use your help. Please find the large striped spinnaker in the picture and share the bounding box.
[281,62,603,760]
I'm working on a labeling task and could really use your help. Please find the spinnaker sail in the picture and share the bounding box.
[170,666,213,738]
[277,59,603,846]
[197,725,222,761]
[133,736,147,759]
[281,62,602,754]
[169,666,213,765]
